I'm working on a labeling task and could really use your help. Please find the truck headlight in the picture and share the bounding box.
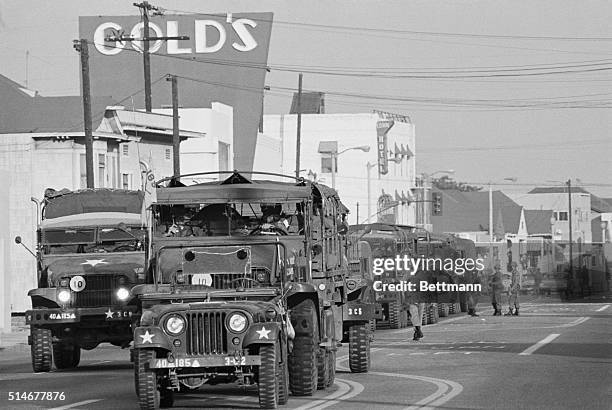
[165,315,185,335]
[57,290,71,303]
[228,312,247,333]
[116,287,130,301]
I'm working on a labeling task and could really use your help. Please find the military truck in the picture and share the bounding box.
[349,223,418,329]
[23,189,146,372]
[131,171,372,409]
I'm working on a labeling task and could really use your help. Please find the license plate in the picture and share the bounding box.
[191,273,213,286]
[150,355,260,369]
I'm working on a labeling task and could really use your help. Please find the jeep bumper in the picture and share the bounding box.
[25,306,137,325]
[148,355,262,369]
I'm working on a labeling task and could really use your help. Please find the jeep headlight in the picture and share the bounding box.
[165,315,185,335]
[116,287,130,301]
[228,312,247,333]
[57,289,71,303]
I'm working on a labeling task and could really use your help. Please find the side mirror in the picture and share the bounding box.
[14,236,22,244]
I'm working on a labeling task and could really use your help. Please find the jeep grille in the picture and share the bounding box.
[185,312,228,355]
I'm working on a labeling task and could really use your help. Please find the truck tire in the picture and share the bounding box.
[317,349,330,390]
[449,303,456,314]
[53,342,80,369]
[388,301,401,329]
[258,343,278,409]
[289,299,318,396]
[277,341,289,405]
[136,348,159,410]
[348,323,370,373]
[438,303,449,317]
[30,326,52,373]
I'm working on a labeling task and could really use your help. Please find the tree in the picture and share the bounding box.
[431,176,482,192]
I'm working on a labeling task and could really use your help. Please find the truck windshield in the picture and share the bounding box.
[42,227,146,254]
[154,201,306,238]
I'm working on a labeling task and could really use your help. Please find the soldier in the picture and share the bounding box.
[407,272,425,340]
[466,268,481,317]
[505,261,522,316]
[490,265,503,316]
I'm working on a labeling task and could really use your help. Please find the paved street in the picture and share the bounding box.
[1,295,611,410]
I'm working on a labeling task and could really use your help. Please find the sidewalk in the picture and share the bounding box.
[0,316,29,353]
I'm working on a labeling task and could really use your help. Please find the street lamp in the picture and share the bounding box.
[318,144,370,190]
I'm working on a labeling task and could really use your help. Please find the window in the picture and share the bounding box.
[98,154,105,188]
[79,154,87,188]
[122,145,129,156]
[165,148,171,161]
[122,173,132,189]
[557,211,568,221]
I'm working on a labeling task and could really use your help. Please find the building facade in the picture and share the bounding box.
[254,111,417,225]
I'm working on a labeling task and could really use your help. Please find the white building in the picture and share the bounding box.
[518,187,593,243]
[0,103,233,324]
[254,111,417,225]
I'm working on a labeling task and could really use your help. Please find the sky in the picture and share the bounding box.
[0,0,610,197]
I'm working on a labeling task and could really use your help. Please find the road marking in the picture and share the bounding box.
[90,360,112,365]
[49,399,102,410]
[294,378,364,410]
[519,333,561,356]
[559,317,590,327]
[596,304,610,312]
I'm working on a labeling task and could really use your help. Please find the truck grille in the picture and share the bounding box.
[185,312,228,355]
[73,275,127,308]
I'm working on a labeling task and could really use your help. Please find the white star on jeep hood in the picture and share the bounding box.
[81,259,108,267]
[140,331,154,344]
[256,326,271,339]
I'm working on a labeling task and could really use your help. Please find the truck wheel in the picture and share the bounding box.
[136,349,160,410]
[289,299,318,396]
[258,342,278,409]
[317,349,330,389]
[388,301,401,329]
[277,341,289,405]
[326,350,336,387]
[449,303,456,314]
[31,326,52,373]
[53,342,80,369]
[348,323,370,373]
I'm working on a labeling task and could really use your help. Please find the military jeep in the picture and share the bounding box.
[22,189,146,372]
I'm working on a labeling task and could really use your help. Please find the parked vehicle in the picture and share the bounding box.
[23,189,146,372]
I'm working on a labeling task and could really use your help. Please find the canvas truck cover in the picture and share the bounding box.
[43,189,144,220]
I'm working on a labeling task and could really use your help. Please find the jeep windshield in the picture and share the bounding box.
[156,242,289,291]
[41,226,146,254]
[153,201,306,238]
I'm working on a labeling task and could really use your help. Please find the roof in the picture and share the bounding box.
[524,209,554,236]
[431,189,522,235]
[528,186,589,194]
[0,74,114,133]
[43,189,144,219]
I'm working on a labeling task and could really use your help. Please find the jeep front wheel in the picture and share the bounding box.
[53,342,80,369]
[258,342,278,409]
[135,348,160,410]
[348,323,370,373]
[30,326,52,373]
[289,298,319,396]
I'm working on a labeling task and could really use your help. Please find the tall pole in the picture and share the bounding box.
[169,75,180,177]
[75,39,94,188]
[367,162,373,223]
[141,1,152,112]
[489,182,494,268]
[567,179,573,279]
[295,73,303,178]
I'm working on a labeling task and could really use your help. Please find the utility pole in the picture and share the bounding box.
[74,39,94,188]
[295,73,303,178]
[140,1,152,112]
[168,75,180,177]
[105,3,189,112]
[567,179,573,281]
